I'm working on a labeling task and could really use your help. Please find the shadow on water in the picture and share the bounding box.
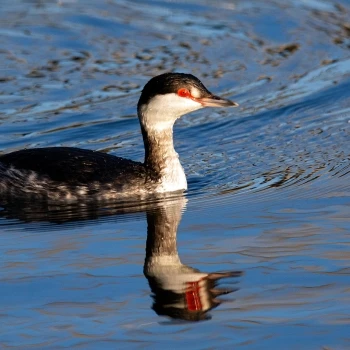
[0,196,242,322]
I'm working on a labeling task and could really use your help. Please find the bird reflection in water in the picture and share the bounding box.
[144,197,242,322]
[0,195,242,322]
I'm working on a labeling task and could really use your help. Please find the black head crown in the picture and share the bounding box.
[137,72,213,108]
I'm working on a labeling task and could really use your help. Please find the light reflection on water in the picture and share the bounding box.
[0,0,350,348]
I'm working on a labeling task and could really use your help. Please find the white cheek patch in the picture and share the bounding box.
[140,93,203,129]
[190,87,201,98]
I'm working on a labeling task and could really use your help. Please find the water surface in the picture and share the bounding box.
[0,0,350,348]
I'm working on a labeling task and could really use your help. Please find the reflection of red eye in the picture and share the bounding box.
[177,88,191,98]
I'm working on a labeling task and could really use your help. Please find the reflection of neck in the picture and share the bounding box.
[144,201,184,271]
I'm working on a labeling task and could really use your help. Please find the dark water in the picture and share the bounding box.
[1,0,350,348]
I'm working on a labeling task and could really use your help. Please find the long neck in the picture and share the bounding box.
[141,125,177,172]
[138,106,187,191]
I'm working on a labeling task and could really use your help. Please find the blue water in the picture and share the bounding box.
[0,0,350,348]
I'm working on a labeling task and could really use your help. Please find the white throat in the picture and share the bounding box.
[158,150,187,193]
[139,93,203,193]
[139,93,203,131]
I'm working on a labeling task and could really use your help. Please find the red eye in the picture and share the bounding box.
[177,88,190,98]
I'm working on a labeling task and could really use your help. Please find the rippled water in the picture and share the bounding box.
[1,0,350,348]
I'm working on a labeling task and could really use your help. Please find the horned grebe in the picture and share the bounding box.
[0,73,238,200]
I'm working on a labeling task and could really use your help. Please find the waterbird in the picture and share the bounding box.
[0,73,238,201]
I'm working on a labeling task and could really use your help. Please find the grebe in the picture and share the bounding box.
[0,73,238,200]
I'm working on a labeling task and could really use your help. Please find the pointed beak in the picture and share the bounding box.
[197,95,239,108]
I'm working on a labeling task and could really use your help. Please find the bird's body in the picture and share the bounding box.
[0,73,238,201]
[0,147,152,200]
